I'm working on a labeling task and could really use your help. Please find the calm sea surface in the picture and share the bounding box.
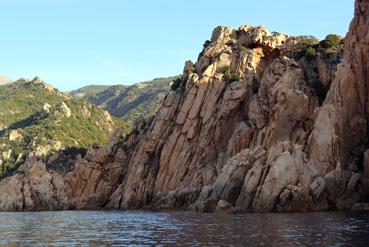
[0,210,369,246]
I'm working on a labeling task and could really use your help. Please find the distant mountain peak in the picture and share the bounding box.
[0,75,12,85]
[31,76,44,84]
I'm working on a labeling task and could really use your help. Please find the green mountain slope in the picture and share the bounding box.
[0,77,129,177]
[71,76,178,125]
[69,84,115,98]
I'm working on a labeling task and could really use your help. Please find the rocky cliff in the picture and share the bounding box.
[1,0,369,212]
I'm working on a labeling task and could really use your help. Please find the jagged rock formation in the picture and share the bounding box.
[0,126,145,210]
[1,0,369,212]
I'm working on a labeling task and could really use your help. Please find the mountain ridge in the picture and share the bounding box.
[70,76,179,126]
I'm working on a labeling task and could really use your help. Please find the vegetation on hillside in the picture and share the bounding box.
[219,66,241,83]
[69,84,115,98]
[71,76,178,126]
[293,34,344,61]
[289,34,344,105]
[0,78,129,178]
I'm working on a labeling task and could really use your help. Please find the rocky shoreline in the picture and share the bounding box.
[1,0,369,213]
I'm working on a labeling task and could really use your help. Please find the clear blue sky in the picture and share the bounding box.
[0,0,354,91]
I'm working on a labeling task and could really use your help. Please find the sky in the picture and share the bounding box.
[0,0,354,91]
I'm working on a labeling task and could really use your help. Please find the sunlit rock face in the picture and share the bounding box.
[104,0,369,212]
[1,0,369,212]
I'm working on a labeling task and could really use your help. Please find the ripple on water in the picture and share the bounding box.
[0,211,369,246]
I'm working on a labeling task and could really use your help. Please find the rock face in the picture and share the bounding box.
[0,126,145,211]
[1,0,369,212]
[54,102,72,118]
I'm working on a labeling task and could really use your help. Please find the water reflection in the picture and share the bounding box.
[0,210,368,246]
